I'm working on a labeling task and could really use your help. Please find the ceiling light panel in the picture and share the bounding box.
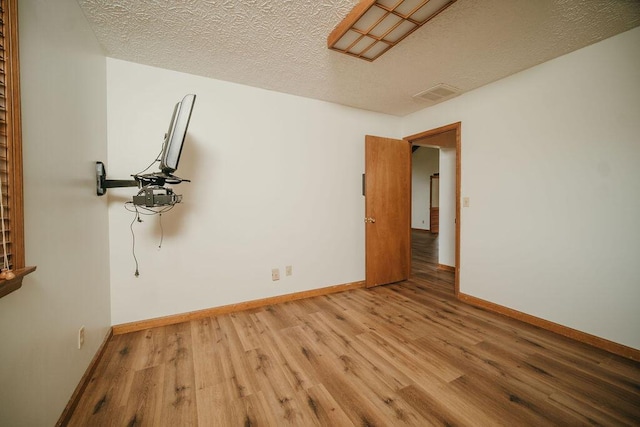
[394,0,427,17]
[369,13,402,38]
[361,41,391,60]
[385,20,417,43]
[328,0,457,61]
[353,6,387,32]
[351,36,377,55]
[333,30,362,51]
[376,0,402,8]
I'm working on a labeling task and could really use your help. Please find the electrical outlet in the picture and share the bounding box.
[78,326,85,350]
[271,268,280,281]
[285,265,293,276]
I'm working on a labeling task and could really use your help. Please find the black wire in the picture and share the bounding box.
[135,146,164,176]
[158,213,164,249]
[124,200,175,215]
[130,208,140,277]
[124,198,176,275]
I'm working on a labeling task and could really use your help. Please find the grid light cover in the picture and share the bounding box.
[328,0,457,61]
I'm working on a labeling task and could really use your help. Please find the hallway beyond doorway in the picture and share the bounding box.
[410,230,454,296]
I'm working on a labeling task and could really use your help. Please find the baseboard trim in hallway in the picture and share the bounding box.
[437,264,455,272]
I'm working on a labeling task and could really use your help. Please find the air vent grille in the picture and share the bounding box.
[413,84,461,103]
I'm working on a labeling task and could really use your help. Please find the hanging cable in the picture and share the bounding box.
[124,198,176,276]
[130,208,141,277]
[135,146,164,176]
[158,213,164,249]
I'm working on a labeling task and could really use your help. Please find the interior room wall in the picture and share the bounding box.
[411,147,439,230]
[438,148,456,267]
[106,59,402,325]
[0,0,111,425]
[402,27,640,350]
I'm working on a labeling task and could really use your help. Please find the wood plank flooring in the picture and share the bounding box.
[67,231,640,426]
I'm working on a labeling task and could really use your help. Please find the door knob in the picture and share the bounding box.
[364,217,376,223]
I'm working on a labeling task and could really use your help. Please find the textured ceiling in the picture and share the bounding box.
[77,0,640,116]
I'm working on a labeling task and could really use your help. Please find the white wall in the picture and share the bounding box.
[411,147,438,230]
[402,27,640,350]
[106,59,401,325]
[439,148,456,267]
[0,0,110,425]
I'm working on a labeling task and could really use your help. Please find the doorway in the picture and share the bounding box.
[430,173,439,233]
[405,122,461,295]
[411,147,439,233]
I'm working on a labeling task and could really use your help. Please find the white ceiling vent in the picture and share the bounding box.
[413,84,461,103]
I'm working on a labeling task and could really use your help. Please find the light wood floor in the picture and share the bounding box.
[67,231,640,426]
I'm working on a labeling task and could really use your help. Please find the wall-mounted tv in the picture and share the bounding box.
[160,94,196,175]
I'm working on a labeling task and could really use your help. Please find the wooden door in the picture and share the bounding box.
[365,135,411,288]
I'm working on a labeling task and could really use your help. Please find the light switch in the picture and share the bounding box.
[463,197,470,207]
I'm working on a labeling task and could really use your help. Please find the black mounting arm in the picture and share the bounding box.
[96,161,139,196]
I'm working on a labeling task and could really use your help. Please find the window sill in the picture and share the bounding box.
[0,266,37,299]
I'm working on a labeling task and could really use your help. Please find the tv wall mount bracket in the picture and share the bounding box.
[95,161,190,196]
[95,161,138,196]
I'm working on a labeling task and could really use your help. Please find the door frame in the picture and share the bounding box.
[404,122,461,295]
